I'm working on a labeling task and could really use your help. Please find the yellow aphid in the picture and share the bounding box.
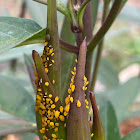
[40,128,45,133]
[89,110,92,114]
[45,82,49,86]
[51,53,54,56]
[91,133,94,137]
[55,96,59,102]
[75,59,78,63]
[86,106,89,109]
[47,120,50,124]
[52,134,57,138]
[55,123,59,126]
[65,97,70,105]
[85,99,89,105]
[37,88,42,92]
[55,110,60,118]
[64,123,67,127]
[49,64,52,66]
[77,100,81,107]
[47,57,49,61]
[68,88,71,94]
[59,115,65,121]
[44,42,48,46]
[65,105,70,112]
[45,68,48,73]
[49,49,53,54]
[35,106,40,111]
[64,112,67,116]
[50,100,53,104]
[50,122,54,126]
[86,81,89,85]
[43,135,48,140]
[60,106,64,113]
[83,76,87,81]
[36,95,41,100]
[54,127,58,132]
[52,80,55,84]
[51,104,56,109]
[49,94,52,98]
[52,60,55,63]
[71,71,75,75]
[42,117,47,122]
[71,85,75,92]
[70,97,73,103]
[83,86,87,91]
[40,104,46,110]
[74,67,76,71]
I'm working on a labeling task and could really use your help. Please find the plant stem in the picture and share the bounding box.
[91,0,110,92]
[33,0,71,20]
[88,0,122,52]
[78,0,91,19]
[80,0,93,93]
[81,0,93,42]
[60,39,79,54]
[47,0,61,94]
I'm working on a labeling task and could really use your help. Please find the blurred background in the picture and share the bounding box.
[0,0,140,140]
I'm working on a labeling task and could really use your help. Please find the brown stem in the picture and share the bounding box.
[88,0,122,51]
[91,0,110,92]
[60,39,79,54]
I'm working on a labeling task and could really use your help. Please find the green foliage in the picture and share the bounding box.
[107,77,140,123]
[98,59,119,89]
[99,101,121,140]
[0,0,139,139]
[0,119,36,137]
[0,17,42,54]
[122,129,140,140]
[0,75,35,122]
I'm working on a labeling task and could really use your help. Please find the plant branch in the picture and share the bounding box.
[47,0,61,95]
[88,0,122,52]
[91,0,110,92]
[78,0,91,17]
[33,0,71,20]
[59,39,79,54]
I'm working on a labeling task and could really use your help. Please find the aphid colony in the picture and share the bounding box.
[34,42,90,140]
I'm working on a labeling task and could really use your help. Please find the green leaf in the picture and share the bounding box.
[0,110,18,119]
[0,75,35,122]
[122,128,140,140]
[25,0,47,28]
[0,17,42,54]
[91,0,99,29]
[0,119,36,136]
[0,44,43,62]
[108,77,140,122]
[18,29,45,46]
[98,58,119,89]
[24,54,37,91]
[22,133,38,140]
[99,101,121,140]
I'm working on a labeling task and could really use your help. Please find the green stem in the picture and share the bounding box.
[91,0,110,92]
[47,0,61,94]
[88,0,122,52]
[78,0,91,19]
[33,0,71,20]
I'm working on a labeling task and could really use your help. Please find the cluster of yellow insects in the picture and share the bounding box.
[34,42,92,140]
